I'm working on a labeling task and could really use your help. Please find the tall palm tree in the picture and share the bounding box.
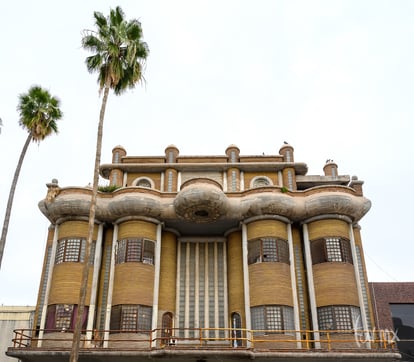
[70,6,148,361]
[0,86,62,269]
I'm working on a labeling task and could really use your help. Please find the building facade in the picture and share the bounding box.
[0,306,34,362]
[7,144,400,361]
[370,283,414,361]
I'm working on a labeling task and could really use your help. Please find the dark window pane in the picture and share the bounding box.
[390,304,414,340]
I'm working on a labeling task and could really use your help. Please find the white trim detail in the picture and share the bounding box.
[38,225,59,347]
[103,224,118,348]
[303,223,321,349]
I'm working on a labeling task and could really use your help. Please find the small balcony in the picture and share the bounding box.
[7,327,400,362]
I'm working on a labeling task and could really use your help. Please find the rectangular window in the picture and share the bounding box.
[45,304,88,333]
[286,150,291,162]
[168,151,174,163]
[168,171,173,192]
[312,237,353,264]
[55,304,73,330]
[116,239,155,265]
[390,304,414,339]
[114,152,120,163]
[55,238,94,264]
[110,305,152,332]
[251,305,294,334]
[318,305,361,331]
[325,237,342,262]
[287,170,293,190]
[248,238,289,264]
[230,151,236,163]
[231,170,237,191]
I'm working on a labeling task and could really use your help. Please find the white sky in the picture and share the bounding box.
[0,0,413,305]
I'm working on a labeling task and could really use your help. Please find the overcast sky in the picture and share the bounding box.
[0,0,413,305]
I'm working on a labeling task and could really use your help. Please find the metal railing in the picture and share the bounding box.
[11,327,398,351]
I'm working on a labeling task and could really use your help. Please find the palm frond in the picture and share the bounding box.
[17,85,62,143]
[82,6,149,94]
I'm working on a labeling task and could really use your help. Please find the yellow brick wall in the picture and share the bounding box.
[243,172,278,189]
[59,220,99,240]
[118,220,157,240]
[126,172,162,189]
[227,231,245,324]
[247,219,287,240]
[308,219,349,240]
[159,232,177,312]
[49,263,93,304]
[313,263,359,307]
[112,263,154,306]
[249,262,292,306]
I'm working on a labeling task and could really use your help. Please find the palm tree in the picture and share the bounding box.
[70,6,148,361]
[0,86,62,269]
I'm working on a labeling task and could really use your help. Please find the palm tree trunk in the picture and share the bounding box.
[70,85,110,362]
[0,133,32,269]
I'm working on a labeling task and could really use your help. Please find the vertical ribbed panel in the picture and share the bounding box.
[37,246,52,326]
[177,240,226,339]
[356,246,372,330]
[294,245,307,330]
[99,241,112,331]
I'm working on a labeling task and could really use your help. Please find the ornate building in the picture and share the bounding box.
[7,144,400,361]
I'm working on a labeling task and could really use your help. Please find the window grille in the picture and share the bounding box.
[311,237,353,264]
[318,305,361,331]
[116,238,155,265]
[251,305,294,334]
[110,305,152,332]
[55,238,95,264]
[248,238,289,264]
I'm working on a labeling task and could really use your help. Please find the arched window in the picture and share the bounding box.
[161,312,174,345]
[133,177,154,188]
[251,176,272,188]
[231,312,242,347]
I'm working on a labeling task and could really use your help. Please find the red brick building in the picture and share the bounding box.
[370,283,414,361]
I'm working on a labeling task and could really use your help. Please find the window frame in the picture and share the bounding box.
[133,177,154,188]
[248,237,289,265]
[116,238,155,265]
[45,304,88,333]
[110,304,152,333]
[311,237,353,265]
[317,305,361,331]
[251,305,294,335]
[251,176,273,188]
[55,238,96,264]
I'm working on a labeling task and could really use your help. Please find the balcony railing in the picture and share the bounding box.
[10,327,398,352]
